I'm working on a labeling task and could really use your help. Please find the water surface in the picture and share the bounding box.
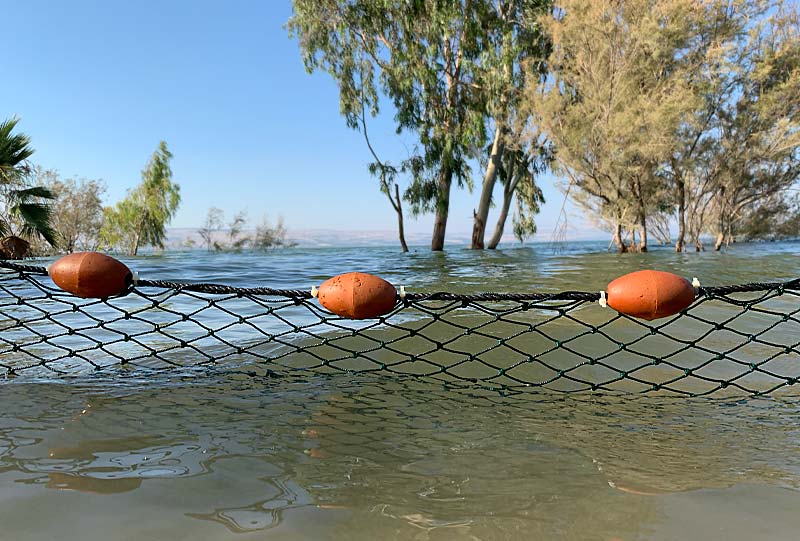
[2,240,800,540]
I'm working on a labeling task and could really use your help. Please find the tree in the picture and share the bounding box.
[470,0,551,249]
[663,1,800,251]
[0,118,58,257]
[35,167,105,253]
[288,0,486,250]
[99,141,180,255]
[228,210,250,251]
[534,0,799,253]
[486,145,548,248]
[198,207,224,251]
[532,0,709,252]
[253,216,293,250]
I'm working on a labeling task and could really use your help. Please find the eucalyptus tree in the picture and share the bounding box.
[99,141,181,255]
[0,118,57,256]
[485,143,548,248]
[288,0,487,250]
[470,0,550,249]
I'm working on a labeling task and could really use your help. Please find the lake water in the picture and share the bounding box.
[2,241,800,540]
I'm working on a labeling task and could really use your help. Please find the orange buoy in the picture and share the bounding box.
[318,272,396,319]
[606,270,695,320]
[49,252,132,298]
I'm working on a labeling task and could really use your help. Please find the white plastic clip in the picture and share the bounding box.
[399,286,406,300]
[599,291,607,308]
[132,271,139,285]
[692,277,700,294]
[311,285,318,298]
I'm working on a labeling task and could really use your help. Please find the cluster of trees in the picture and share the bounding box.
[197,207,294,251]
[0,119,294,259]
[98,141,181,256]
[289,0,800,252]
[536,0,800,252]
[289,0,551,251]
[0,117,182,258]
[0,118,59,258]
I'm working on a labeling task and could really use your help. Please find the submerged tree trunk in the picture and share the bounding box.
[471,126,504,250]
[487,181,515,249]
[633,177,648,253]
[431,166,453,251]
[638,219,648,253]
[675,177,686,252]
[714,209,726,251]
[714,232,725,251]
[131,230,141,256]
[392,184,409,253]
[612,222,628,253]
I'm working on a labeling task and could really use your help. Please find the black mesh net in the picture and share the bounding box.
[1,261,799,397]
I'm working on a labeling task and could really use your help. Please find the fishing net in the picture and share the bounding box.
[1,260,799,397]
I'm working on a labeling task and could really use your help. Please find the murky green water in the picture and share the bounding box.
[2,241,800,540]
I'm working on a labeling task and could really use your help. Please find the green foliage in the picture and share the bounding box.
[99,141,180,255]
[533,0,705,251]
[253,216,293,250]
[36,167,105,253]
[199,207,224,251]
[532,0,800,252]
[198,207,293,251]
[288,0,491,248]
[737,195,800,241]
[508,147,549,242]
[228,210,250,251]
[0,117,34,184]
[0,118,57,249]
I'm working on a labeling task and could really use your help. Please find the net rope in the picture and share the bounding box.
[2,260,800,397]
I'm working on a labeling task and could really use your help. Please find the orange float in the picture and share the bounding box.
[606,270,695,320]
[49,252,132,298]
[318,272,397,319]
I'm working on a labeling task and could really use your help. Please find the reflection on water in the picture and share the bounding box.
[1,372,800,540]
[1,241,800,539]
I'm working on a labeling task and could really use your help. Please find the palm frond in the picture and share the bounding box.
[9,186,56,201]
[13,202,58,247]
[0,118,34,169]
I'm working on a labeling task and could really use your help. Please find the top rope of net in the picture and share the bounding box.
[0,258,795,304]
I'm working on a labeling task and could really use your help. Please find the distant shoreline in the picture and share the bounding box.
[165,227,608,250]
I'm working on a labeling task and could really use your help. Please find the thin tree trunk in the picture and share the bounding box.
[694,234,704,251]
[487,183,514,249]
[472,127,504,250]
[638,218,648,253]
[675,177,686,252]
[431,166,453,251]
[132,232,140,256]
[714,232,725,251]
[612,222,627,253]
[714,210,725,251]
[393,184,408,252]
[633,177,648,253]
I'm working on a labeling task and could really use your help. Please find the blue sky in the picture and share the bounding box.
[4,0,596,241]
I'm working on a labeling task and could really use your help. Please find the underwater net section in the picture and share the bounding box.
[1,261,800,397]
